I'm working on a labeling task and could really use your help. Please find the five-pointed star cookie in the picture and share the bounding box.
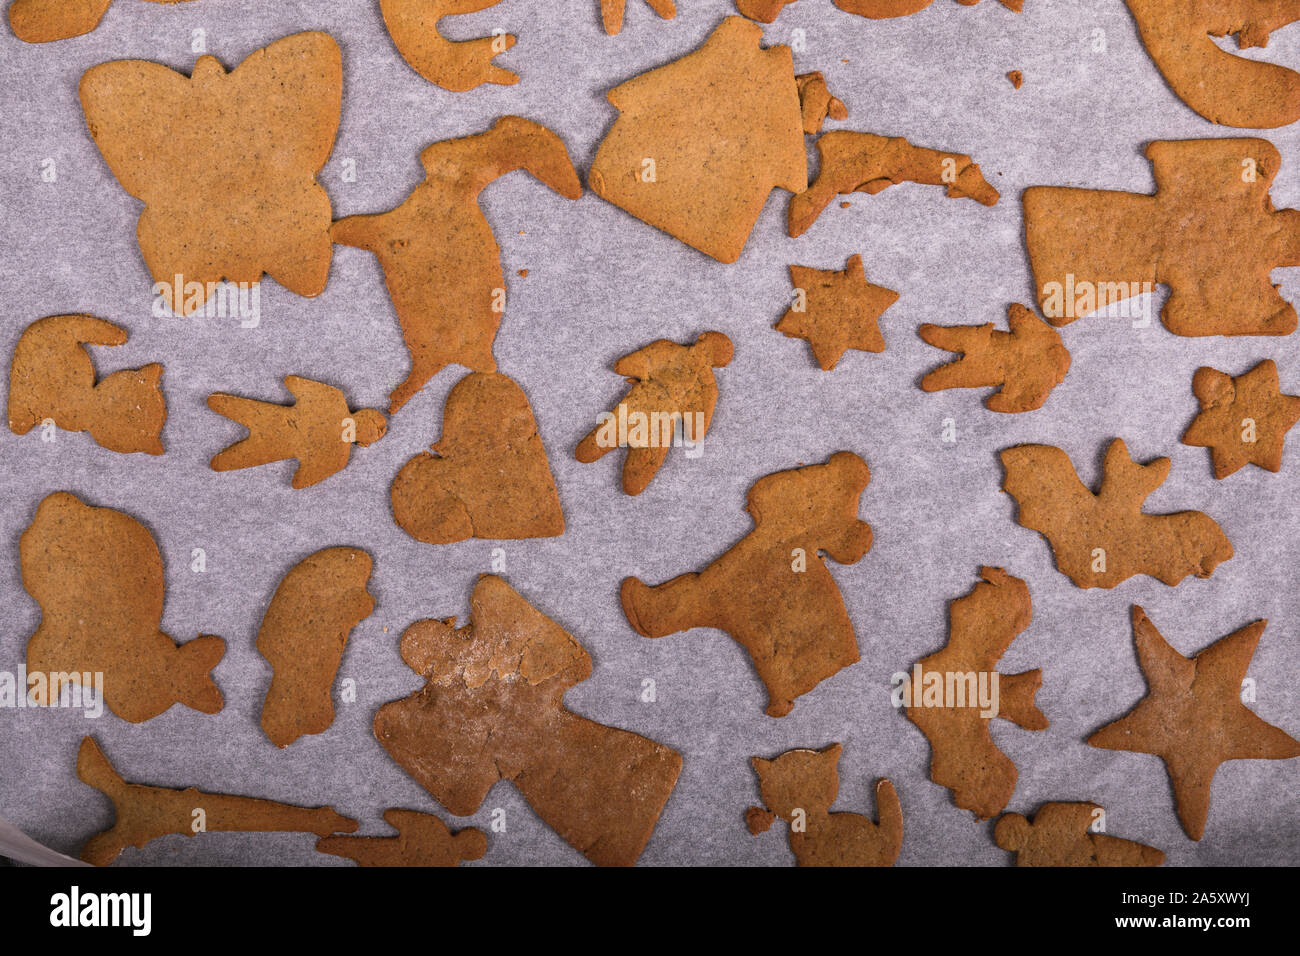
[1182,360,1300,478]
[1088,606,1300,841]
[776,254,900,370]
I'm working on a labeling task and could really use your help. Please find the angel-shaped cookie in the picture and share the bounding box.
[79,32,341,316]
[576,332,733,495]
[207,377,386,489]
[994,802,1165,867]
[332,116,581,413]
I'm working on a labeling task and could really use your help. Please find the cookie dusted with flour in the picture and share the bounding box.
[1182,360,1300,478]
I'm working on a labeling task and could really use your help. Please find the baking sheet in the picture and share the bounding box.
[0,0,1296,866]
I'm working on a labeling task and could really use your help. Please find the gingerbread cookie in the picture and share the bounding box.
[736,0,797,20]
[575,332,733,495]
[77,737,357,866]
[1001,438,1232,588]
[776,254,899,370]
[919,304,1070,412]
[1182,360,1300,478]
[837,0,1023,16]
[1007,70,1023,89]
[8,314,165,454]
[80,32,340,316]
[588,16,806,263]
[789,131,999,237]
[747,744,902,867]
[374,576,682,867]
[1089,607,1300,840]
[1125,0,1300,129]
[621,452,872,717]
[332,116,581,413]
[20,492,225,723]
[796,72,848,135]
[259,548,376,749]
[379,0,518,92]
[208,377,386,489]
[391,372,564,546]
[317,810,486,867]
[994,802,1165,867]
[903,568,1046,820]
[602,0,676,34]
[8,0,194,43]
[1024,139,1300,336]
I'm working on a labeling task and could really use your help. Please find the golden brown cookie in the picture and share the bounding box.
[776,254,899,370]
[903,568,1046,820]
[332,116,581,413]
[796,71,848,135]
[736,0,798,20]
[258,548,376,749]
[1024,139,1300,336]
[602,0,676,34]
[79,32,341,316]
[391,372,564,546]
[588,16,807,263]
[747,744,902,867]
[575,332,733,495]
[317,809,486,867]
[621,452,873,717]
[208,377,386,489]
[789,130,999,237]
[837,0,1023,16]
[8,314,165,454]
[1182,360,1300,478]
[379,0,518,92]
[373,575,682,867]
[20,492,225,723]
[919,303,1070,412]
[1125,0,1300,129]
[994,802,1165,866]
[8,0,194,43]
[77,737,357,866]
[1001,438,1233,588]
[1088,607,1300,841]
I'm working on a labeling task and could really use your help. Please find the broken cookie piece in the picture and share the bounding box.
[994,802,1164,866]
[789,130,999,237]
[903,567,1047,820]
[621,452,873,717]
[1182,360,1300,478]
[374,575,682,866]
[391,372,564,546]
[77,737,357,866]
[8,314,165,454]
[208,377,386,489]
[259,548,376,749]
[748,744,902,867]
[919,303,1070,412]
[332,116,581,413]
[379,0,518,91]
[20,492,225,723]
[1001,438,1233,589]
[777,254,899,370]
[576,332,733,495]
[317,809,486,867]
[602,0,676,34]
[796,71,848,135]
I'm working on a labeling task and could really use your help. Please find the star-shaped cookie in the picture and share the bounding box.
[1088,606,1300,841]
[1182,360,1300,478]
[776,254,899,370]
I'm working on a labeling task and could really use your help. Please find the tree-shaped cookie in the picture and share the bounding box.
[373,576,683,867]
[1124,0,1300,129]
[1001,438,1233,588]
[994,802,1165,867]
[77,738,357,866]
[746,744,902,867]
[1025,139,1300,336]
[20,492,225,723]
[79,32,341,316]
[378,0,518,92]
[777,254,899,370]
[588,16,807,264]
[332,116,581,413]
[789,131,999,238]
[8,315,165,454]
[621,452,873,717]
[919,303,1070,412]
[207,377,386,489]
[317,810,486,867]
[904,567,1047,820]
[576,332,733,495]
[8,0,194,43]
[259,548,376,749]
[392,372,564,545]
[1089,607,1300,841]
[1182,360,1300,478]
[602,0,676,34]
